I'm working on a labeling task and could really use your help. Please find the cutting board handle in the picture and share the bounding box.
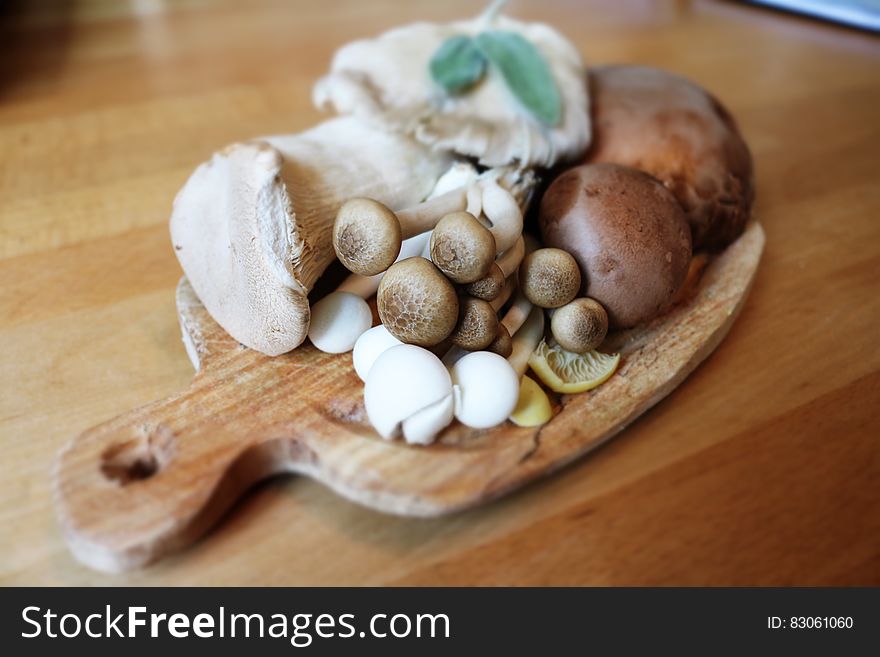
[52,376,295,572]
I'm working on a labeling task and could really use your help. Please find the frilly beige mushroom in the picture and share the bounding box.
[170,117,451,356]
[313,13,590,168]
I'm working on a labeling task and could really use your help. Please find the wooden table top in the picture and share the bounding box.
[1,0,878,585]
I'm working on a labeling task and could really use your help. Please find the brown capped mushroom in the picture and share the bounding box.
[430,212,496,284]
[551,298,608,354]
[464,236,525,301]
[377,257,458,346]
[486,325,513,358]
[333,199,402,276]
[586,65,754,250]
[539,163,692,328]
[333,188,469,276]
[519,248,581,309]
[450,296,499,351]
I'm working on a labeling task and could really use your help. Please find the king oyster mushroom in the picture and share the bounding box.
[170,117,451,356]
[313,10,590,168]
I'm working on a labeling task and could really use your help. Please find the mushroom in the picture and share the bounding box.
[364,344,454,444]
[377,257,459,346]
[469,177,525,253]
[464,236,525,301]
[539,163,692,328]
[308,229,431,353]
[313,10,590,169]
[430,212,496,283]
[306,292,374,354]
[310,161,481,353]
[451,352,520,430]
[519,248,581,308]
[550,297,608,354]
[352,325,402,382]
[333,188,468,276]
[450,298,545,430]
[170,116,451,356]
[449,296,499,351]
[585,65,754,250]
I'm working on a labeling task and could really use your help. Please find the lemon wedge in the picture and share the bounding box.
[528,339,620,394]
[509,376,553,427]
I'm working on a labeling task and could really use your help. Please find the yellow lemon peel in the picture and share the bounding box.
[528,339,620,394]
[509,376,553,427]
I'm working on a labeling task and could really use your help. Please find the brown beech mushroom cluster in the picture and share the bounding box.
[540,163,692,328]
[333,188,468,276]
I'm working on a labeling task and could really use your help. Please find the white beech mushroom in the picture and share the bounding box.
[364,344,454,445]
[352,325,402,382]
[170,117,451,356]
[313,10,590,169]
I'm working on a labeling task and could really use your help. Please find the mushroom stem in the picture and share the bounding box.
[508,304,545,378]
[396,187,469,239]
[336,231,431,297]
[500,288,534,336]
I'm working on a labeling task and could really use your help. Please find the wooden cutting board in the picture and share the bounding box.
[53,222,764,572]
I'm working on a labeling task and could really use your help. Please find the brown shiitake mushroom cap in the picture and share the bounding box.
[464,263,505,301]
[486,324,513,358]
[377,257,458,346]
[333,198,401,276]
[450,296,499,351]
[551,298,608,354]
[539,163,692,328]
[586,65,754,250]
[430,211,496,284]
[519,248,581,309]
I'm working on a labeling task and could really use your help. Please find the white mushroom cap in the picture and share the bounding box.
[352,324,402,381]
[307,291,373,354]
[401,394,454,445]
[451,351,520,429]
[313,15,590,169]
[364,344,453,441]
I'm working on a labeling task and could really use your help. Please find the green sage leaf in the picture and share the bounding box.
[475,30,562,126]
[429,35,488,95]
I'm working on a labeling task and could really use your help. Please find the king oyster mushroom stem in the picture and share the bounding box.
[171,117,451,356]
[309,163,479,354]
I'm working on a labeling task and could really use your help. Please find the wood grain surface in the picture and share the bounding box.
[1,0,878,585]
